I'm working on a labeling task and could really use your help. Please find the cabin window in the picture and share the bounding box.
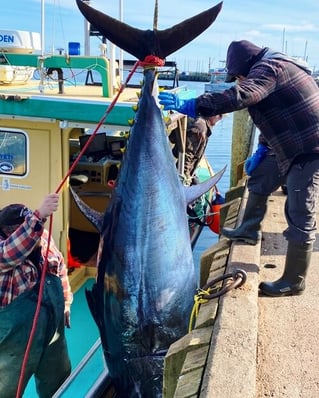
[0,129,28,176]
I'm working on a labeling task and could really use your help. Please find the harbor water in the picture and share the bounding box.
[177,80,233,280]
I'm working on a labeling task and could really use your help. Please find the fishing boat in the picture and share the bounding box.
[0,24,220,398]
[0,30,40,84]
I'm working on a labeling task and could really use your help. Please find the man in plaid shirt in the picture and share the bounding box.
[159,40,319,298]
[0,193,73,397]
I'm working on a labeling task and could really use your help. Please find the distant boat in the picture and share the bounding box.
[157,68,211,82]
[178,71,210,82]
[0,30,40,84]
[204,67,233,93]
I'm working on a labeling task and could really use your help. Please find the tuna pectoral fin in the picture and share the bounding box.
[185,165,227,205]
[69,186,104,232]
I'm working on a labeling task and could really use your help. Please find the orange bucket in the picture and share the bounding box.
[67,239,82,268]
[206,192,225,234]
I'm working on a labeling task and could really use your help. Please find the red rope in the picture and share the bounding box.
[15,217,54,398]
[139,55,165,67]
[15,54,164,397]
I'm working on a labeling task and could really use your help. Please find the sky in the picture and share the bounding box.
[2,0,319,72]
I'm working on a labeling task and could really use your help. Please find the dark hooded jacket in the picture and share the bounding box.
[224,40,267,82]
[195,40,319,174]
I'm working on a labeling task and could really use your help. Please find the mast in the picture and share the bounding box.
[281,27,288,54]
[83,0,91,55]
[41,0,45,56]
[119,0,124,82]
[303,40,308,61]
[39,0,45,93]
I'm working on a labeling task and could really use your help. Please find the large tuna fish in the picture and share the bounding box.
[74,1,224,396]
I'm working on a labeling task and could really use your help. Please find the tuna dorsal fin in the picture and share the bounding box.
[184,165,227,206]
[76,0,223,61]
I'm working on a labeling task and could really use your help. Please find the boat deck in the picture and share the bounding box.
[0,76,139,128]
[0,79,138,103]
[24,269,108,398]
[0,61,195,129]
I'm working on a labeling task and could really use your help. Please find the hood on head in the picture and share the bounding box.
[225,40,265,82]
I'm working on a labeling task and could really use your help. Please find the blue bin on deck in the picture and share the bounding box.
[68,42,80,55]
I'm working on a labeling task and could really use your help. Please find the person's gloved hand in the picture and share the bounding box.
[158,92,197,118]
[244,144,270,176]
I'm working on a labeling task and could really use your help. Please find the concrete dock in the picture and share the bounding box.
[165,184,319,398]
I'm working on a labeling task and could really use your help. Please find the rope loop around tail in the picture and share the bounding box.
[140,55,165,68]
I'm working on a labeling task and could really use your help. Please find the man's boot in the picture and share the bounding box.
[259,241,313,297]
[221,192,268,245]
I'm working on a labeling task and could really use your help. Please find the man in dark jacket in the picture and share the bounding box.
[177,115,222,185]
[221,133,286,245]
[159,40,319,297]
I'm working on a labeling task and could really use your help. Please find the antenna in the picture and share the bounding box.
[281,27,285,53]
[39,0,46,94]
[41,0,45,56]
[119,0,124,82]
[303,40,308,61]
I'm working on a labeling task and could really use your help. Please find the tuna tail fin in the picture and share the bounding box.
[69,186,104,232]
[184,165,227,205]
[76,0,223,61]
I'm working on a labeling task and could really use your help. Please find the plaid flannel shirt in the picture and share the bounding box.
[196,57,319,175]
[0,212,73,310]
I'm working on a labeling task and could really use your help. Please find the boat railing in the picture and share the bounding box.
[0,53,111,97]
[122,59,179,89]
[52,338,110,397]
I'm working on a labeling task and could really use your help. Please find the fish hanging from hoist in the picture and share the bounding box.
[73,1,224,396]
